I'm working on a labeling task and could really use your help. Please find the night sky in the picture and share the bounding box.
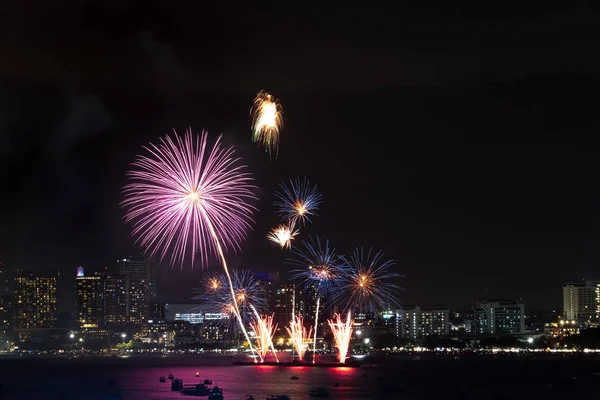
[1,2,600,312]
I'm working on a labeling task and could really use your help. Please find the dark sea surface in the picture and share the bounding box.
[2,354,600,399]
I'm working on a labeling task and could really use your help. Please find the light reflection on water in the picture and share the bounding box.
[1,362,379,400]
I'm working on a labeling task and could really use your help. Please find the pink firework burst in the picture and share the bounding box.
[122,128,257,267]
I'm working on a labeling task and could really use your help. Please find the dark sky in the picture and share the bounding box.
[1,2,600,312]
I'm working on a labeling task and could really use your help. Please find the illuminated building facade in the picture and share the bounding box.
[75,266,102,328]
[117,256,156,298]
[103,276,128,326]
[274,284,295,334]
[13,270,58,334]
[0,295,12,338]
[473,299,525,335]
[544,320,581,339]
[127,278,151,324]
[395,306,449,340]
[254,272,277,315]
[563,281,600,324]
[103,275,150,326]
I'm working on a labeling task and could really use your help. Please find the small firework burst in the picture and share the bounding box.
[337,247,403,315]
[267,220,299,249]
[274,177,322,226]
[250,90,283,158]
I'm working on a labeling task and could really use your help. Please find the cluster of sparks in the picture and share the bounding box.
[123,129,259,359]
[122,129,256,268]
[285,316,312,361]
[249,314,278,362]
[250,90,283,158]
[327,312,354,364]
[266,220,298,249]
[267,177,322,250]
[336,248,403,315]
[121,97,404,366]
[289,236,343,362]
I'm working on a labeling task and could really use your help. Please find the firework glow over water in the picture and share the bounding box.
[327,312,354,364]
[289,236,344,363]
[123,129,257,359]
[249,314,278,362]
[251,90,283,158]
[285,316,312,361]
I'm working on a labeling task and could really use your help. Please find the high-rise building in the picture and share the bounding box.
[0,262,14,296]
[563,282,600,323]
[473,299,525,335]
[102,275,150,326]
[274,284,295,334]
[150,299,166,322]
[103,276,128,326]
[0,295,12,338]
[117,256,156,298]
[254,272,275,315]
[127,278,151,325]
[395,306,450,340]
[75,266,102,328]
[13,270,58,334]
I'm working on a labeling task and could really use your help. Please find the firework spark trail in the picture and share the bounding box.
[337,247,403,316]
[286,316,313,361]
[249,313,278,362]
[248,304,279,362]
[288,236,344,363]
[274,177,322,226]
[267,220,299,249]
[251,90,283,158]
[123,130,258,359]
[202,214,256,360]
[327,312,354,364]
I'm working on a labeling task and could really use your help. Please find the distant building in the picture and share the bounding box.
[473,299,525,335]
[75,266,102,328]
[395,306,450,340]
[102,275,150,326]
[544,319,581,339]
[0,262,14,296]
[117,256,156,298]
[150,299,166,322]
[0,295,12,338]
[13,270,58,338]
[164,304,205,324]
[274,284,295,334]
[254,272,276,315]
[103,276,128,326]
[563,282,600,324]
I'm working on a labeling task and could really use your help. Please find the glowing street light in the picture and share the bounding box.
[121,333,126,343]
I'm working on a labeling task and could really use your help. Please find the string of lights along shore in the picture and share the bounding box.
[120,90,403,365]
